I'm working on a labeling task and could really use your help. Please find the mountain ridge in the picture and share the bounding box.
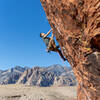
[0,65,76,86]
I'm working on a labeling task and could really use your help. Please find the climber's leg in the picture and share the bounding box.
[55,48,67,61]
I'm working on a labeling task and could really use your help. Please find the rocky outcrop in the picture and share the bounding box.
[40,0,100,100]
[17,65,76,86]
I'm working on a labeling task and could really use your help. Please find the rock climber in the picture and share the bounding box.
[40,29,67,61]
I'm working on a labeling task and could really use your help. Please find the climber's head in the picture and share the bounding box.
[40,33,45,37]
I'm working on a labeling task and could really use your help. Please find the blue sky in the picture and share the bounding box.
[0,0,70,70]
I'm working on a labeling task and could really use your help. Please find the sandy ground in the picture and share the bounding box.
[0,84,77,100]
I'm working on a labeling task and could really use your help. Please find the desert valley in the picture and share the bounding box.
[0,65,77,100]
[0,84,77,100]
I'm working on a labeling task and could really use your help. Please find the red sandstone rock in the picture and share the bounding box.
[40,0,100,100]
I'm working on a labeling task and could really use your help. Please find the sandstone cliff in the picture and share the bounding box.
[40,0,100,100]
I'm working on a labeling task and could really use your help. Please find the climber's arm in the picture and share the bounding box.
[43,29,52,38]
[50,32,54,41]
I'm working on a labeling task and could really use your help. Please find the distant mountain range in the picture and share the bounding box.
[0,66,28,84]
[0,65,76,86]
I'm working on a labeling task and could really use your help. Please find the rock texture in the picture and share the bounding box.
[17,65,76,86]
[40,0,100,100]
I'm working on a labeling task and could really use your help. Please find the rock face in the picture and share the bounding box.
[0,66,28,84]
[17,65,76,86]
[40,0,100,100]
